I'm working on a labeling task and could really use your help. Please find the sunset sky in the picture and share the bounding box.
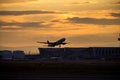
[0,0,120,53]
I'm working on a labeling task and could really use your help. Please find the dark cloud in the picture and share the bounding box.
[0,0,37,4]
[110,13,120,18]
[71,1,92,5]
[0,21,46,29]
[66,17,120,25]
[114,1,120,4]
[0,27,22,30]
[0,10,63,16]
[51,20,60,22]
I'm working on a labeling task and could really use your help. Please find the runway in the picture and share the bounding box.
[0,60,120,80]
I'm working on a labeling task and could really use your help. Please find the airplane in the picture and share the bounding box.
[118,33,120,41]
[37,38,68,47]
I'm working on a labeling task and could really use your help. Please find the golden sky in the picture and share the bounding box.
[0,0,120,53]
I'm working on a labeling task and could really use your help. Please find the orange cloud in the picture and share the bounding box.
[0,0,37,4]
[0,16,27,22]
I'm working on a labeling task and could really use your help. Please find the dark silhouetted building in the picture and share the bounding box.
[0,50,12,60]
[13,50,25,60]
[38,47,120,60]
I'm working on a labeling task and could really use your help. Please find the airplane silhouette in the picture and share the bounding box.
[37,38,68,47]
[118,33,120,41]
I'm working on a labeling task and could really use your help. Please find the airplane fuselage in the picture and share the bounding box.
[37,38,67,47]
[55,38,66,45]
[48,38,66,47]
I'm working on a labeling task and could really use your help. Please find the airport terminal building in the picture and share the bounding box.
[0,47,120,60]
[38,47,120,60]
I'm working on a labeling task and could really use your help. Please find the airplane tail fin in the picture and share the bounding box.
[47,40,50,44]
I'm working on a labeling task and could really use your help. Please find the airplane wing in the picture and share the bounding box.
[62,42,70,45]
[37,41,48,44]
[61,42,67,45]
